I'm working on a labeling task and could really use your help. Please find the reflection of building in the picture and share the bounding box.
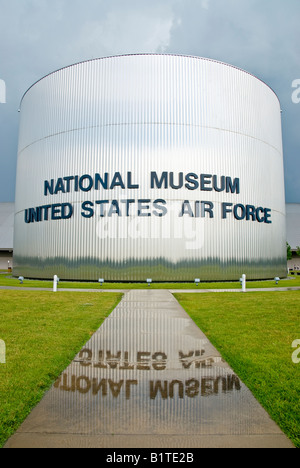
[0,203,14,269]
[286,204,300,271]
[12,55,287,281]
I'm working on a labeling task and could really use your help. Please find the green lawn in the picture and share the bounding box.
[0,291,122,447]
[174,291,300,448]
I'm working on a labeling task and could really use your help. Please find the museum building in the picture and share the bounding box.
[12,54,287,281]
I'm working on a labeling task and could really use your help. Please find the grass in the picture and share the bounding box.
[174,291,300,448]
[0,290,122,447]
[1,274,300,289]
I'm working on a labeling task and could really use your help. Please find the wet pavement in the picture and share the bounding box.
[4,290,294,448]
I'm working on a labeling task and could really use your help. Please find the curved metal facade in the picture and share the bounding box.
[13,54,286,281]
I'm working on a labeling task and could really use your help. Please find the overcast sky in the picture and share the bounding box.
[0,0,299,203]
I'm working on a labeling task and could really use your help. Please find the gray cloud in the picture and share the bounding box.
[0,0,299,202]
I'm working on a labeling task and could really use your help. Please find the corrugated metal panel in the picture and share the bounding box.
[14,55,286,280]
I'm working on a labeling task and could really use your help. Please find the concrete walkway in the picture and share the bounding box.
[4,290,294,448]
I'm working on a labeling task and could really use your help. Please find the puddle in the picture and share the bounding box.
[36,291,272,437]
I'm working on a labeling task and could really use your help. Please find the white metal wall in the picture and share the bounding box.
[13,55,286,280]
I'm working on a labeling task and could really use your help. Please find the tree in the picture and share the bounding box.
[287,242,292,261]
[297,246,300,257]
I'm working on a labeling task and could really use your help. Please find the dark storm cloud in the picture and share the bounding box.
[0,0,299,202]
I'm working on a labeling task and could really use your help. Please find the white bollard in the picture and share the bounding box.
[242,274,246,293]
[53,275,59,292]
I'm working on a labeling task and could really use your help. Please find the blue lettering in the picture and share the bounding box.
[95,173,109,190]
[246,205,256,221]
[179,201,194,217]
[138,199,151,217]
[108,200,121,217]
[264,208,272,224]
[95,200,109,217]
[110,172,125,190]
[202,201,214,218]
[185,173,199,190]
[153,199,167,217]
[63,176,75,192]
[54,178,66,194]
[222,203,233,219]
[120,199,135,216]
[151,171,168,189]
[51,204,62,220]
[226,177,240,194]
[81,201,94,218]
[127,172,139,189]
[234,204,246,220]
[24,209,30,224]
[79,175,93,192]
[170,172,183,190]
[200,174,212,191]
[61,203,73,219]
[213,175,225,192]
[256,207,265,223]
[44,179,54,196]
